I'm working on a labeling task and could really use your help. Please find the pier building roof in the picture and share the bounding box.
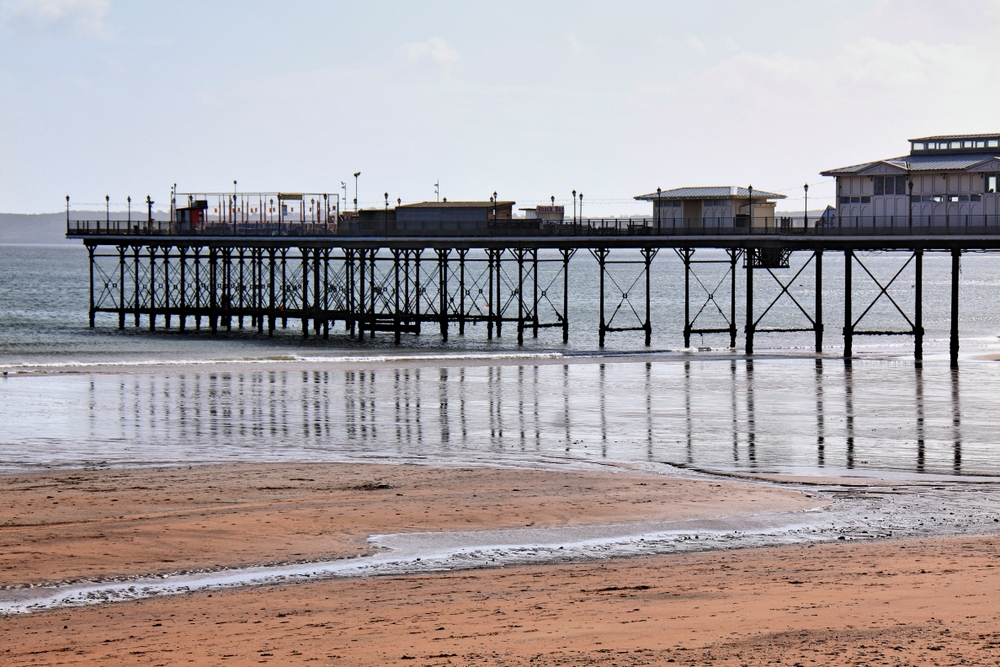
[821,132,1000,176]
[634,186,785,201]
[397,200,516,208]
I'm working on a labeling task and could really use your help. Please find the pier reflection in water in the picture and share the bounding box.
[0,357,988,477]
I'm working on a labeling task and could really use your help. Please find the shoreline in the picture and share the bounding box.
[0,461,822,606]
[6,534,1000,665]
[4,460,1000,613]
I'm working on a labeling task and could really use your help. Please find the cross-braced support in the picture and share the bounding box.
[591,247,657,347]
[843,249,924,362]
[679,248,739,349]
[748,250,823,353]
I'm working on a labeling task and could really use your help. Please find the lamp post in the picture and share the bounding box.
[353,171,361,212]
[747,185,754,230]
[579,193,583,224]
[656,187,661,231]
[146,195,153,228]
[384,192,389,237]
[435,180,440,202]
[803,183,809,229]
[493,191,498,221]
[127,196,131,226]
[65,195,70,228]
[572,190,577,226]
[105,195,109,227]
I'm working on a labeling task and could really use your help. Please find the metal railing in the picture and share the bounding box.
[65,214,1000,238]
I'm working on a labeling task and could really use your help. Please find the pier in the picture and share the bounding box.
[66,194,1000,368]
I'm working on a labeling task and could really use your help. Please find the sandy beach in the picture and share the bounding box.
[2,462,1000,665]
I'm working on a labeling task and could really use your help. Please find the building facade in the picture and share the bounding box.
[820,133,1000,225]
[633,186,786,228]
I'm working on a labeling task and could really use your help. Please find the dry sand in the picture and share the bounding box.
[3,463,999,665]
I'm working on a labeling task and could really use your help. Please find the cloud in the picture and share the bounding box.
[400,37,459,64]
[1,0,109,37]
[686,34,706,54]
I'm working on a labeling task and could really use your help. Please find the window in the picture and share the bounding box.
[963,141,974,148]
[703,199,729,207]
[991,139,999,148]
[861,196,871,203]
[951,141,962,149]
[972,194,982,201]
[874,175,909,195]
[986,174,998,193]
[912,142,925,151]
[977,140,986,148]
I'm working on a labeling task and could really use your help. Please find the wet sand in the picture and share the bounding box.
[0,462,818,588]
[5,535,1000,666]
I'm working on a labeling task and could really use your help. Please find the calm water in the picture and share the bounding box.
[2,244,1000,478]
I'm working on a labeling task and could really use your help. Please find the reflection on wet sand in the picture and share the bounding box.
[0,357,991,476]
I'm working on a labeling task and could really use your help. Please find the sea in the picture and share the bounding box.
[2,242,999,479]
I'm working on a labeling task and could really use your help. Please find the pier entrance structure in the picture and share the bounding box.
[68,161,1000,367]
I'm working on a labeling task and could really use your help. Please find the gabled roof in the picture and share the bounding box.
[820,153,1000,176]
[634,186,785,201]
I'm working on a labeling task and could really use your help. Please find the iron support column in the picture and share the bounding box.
[268,248,276,335]
[439,249,449,341]
[301,248,309,338]
[745,248,754,354]
[394,248,402,344]
[597,248,608,348]
[683,248,691,348]
[643,247,653,347]
[844,249,852,360]
[133,246,141,327]
[814,249,823,353]
[179,247,187,332]
[88,244,96,328]
[149,247,157,331]
[729,249,738,348]
[487,250,495,339]
[562,249,571,344]
[517,249,525,346]
[210,247,218,334]
[458,249,467,336]
[118,245,126,329]
[532,249,539,338]
[951,248,961,369]
[163,247,171,330]
[369,248,377,339]
[915,249,923,362]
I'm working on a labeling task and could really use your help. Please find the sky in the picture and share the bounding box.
[2,0,1000,215]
